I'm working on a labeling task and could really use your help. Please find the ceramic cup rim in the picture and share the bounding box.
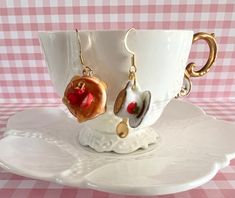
[38,29,194,34]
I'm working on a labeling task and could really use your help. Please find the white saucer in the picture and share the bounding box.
[0,99,235,196]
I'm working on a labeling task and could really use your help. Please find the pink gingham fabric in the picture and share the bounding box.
[0,0,235,197]
[0,0,235,102]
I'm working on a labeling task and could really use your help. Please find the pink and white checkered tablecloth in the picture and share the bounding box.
[0,0,235,197]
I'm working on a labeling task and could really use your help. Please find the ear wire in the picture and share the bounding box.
[124,28,137,89]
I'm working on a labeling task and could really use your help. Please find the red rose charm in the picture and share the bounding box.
[127,102,139,114]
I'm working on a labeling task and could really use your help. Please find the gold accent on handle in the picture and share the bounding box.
[177,32,217,98]
[186,32,217,78]
[175,73,192,98]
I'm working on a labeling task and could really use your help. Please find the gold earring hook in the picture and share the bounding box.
[124,28,137,89]
[76,29,93,76]
[124,28,135,55]
[76,29,85,66]
[124,28,136,67]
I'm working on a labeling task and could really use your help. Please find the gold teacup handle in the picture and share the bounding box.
[186,32,217,77]
[177,32,217,97]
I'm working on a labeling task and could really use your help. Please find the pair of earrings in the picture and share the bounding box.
[63,28,151,138]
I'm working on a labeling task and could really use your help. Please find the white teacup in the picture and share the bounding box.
[39,30,217,153]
